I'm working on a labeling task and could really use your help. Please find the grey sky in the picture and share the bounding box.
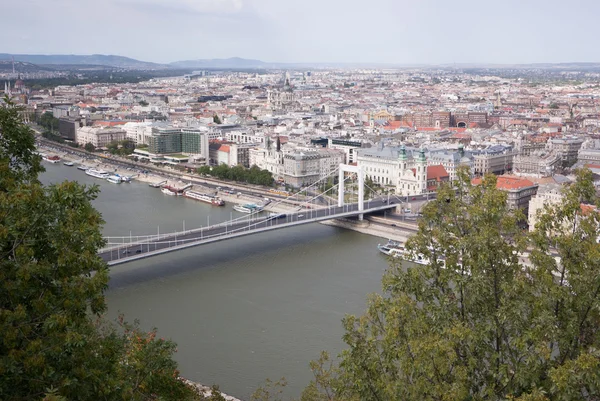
[1,0,598,64]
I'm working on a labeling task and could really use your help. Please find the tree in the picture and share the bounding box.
[39,111,59,132]
[301,166,600,400]
[84,142,96,152]
[213,114,222,124]
[138,100,149,107]
[0,98,200,400]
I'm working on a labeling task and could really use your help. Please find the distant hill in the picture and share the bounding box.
[0,60,55,73]
[0,54,167,69]
[169,57,270,69]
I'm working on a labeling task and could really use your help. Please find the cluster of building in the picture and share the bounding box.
[3,67,600,227]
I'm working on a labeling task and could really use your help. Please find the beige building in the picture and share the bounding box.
[76,126,126,148]
[282,149,344,188]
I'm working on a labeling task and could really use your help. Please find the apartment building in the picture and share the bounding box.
[549,136,584,167]
[472,145,515,176]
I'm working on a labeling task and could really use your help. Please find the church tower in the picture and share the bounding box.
[416,148,427,194]
[398,144,408,173]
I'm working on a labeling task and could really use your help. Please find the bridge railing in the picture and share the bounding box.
[102,203,397,262]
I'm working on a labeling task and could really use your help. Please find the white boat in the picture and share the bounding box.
[106,175,122,184]
[85,168,110,179]
[184,190,225,206]
[161,187,178,196]
[377,240,432,265]
[63,161,74,166]
[77,165,89,171]
[233,204,263,214]
[377,240,406,257]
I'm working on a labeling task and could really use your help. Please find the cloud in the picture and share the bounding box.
[116,0,244,14]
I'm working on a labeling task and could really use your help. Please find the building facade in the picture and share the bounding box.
[76,126,126,148]
[472,145,516,176]
[549,136,584,167]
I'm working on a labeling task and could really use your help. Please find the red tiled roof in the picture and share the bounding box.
[427,164,449,180]
[472,175,535,190]
[219,145,230,153]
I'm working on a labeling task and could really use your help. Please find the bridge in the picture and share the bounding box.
[100,164,434,266]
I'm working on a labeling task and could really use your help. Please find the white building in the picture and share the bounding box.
[528,184,564,231]
[122,121,153,145]
[76,126,126,148]
[357,144,472,187]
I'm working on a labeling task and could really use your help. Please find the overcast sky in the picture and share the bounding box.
[1,0,598,64]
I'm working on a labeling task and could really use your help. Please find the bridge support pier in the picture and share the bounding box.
[338,164,364,220]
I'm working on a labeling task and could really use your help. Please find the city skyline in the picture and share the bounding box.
[2,0,599,65]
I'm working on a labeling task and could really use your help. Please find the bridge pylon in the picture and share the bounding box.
[338,164,364,220]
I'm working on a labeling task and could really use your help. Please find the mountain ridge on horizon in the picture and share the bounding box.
[1,53,599,70]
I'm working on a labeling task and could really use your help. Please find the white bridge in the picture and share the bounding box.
[99,164,432,266]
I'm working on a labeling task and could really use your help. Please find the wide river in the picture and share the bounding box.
[41,163,390,399]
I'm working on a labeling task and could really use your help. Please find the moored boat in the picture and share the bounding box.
[377,240,432,264]
[63,161,74,166]
[377,240,406,257]
[162,185,183,196]
[77,165,89,171]
[161,187,178,196]
[184,190,225,206]
[85,168,110,179]
[233,204,263,214]
[106,175,122,184]
[42,155,60,163]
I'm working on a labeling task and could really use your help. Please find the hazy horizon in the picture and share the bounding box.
[2,0,599,65]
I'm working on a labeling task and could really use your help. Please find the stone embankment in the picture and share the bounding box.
[180,378,243,401]
[320,217,416,243]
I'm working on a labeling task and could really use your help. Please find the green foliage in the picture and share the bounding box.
[41,130,64,144]
[0,97,44,185]
[251,377,287,401]
[213,114,222,124]
[84,142,96,152]
[38,111,59,131]
[138,100,149,106]
[300,166,600,400]
[0,100,199,400]
[105,140,135,156]
[197,164,274,186]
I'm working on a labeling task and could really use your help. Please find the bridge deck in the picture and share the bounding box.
[101,201,398,266]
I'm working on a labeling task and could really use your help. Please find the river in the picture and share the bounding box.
[40,162,390,399]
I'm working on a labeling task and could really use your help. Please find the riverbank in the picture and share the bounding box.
[36,141,311,213]
[182,378,243,401]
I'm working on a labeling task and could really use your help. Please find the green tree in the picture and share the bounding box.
[84,142,96,152]
[139,100,149,106]
[300,166,600,400]
[107,140,119,154]
[0,98,200,400]
[39,111,59,132]
[213,114,222,124]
